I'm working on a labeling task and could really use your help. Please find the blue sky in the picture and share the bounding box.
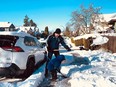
[0,0,116,31]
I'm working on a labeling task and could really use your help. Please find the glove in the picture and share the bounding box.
[65,46,71,51]
[67,48,71,51]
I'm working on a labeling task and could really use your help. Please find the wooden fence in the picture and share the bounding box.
[101,35,116,53]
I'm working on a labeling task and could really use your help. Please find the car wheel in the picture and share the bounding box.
[24,59,35,77]
[8,63,20,77]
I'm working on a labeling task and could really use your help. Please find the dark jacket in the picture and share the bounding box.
[47,55,65,71]
[46,33,71,51]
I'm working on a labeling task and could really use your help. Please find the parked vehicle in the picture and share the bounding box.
[38,38,46,47]
[0,31,46,77]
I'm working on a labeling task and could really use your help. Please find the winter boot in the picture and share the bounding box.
[51,70,57,81]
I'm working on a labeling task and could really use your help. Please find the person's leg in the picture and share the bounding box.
[51,70,57,81]
[54,70,57,80]
[45,51,53,77]
[54,51,60,57]
[48,51,53,59]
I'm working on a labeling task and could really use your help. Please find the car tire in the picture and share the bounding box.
[9,64,20,77]
[24,59,35,78]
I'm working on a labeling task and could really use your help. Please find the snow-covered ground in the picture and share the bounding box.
[0,50,115,87]
[0,34,116,87]
[60,50,116,87]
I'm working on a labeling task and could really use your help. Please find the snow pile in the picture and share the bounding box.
[17,64,45,87]
[102,13,116,22]
[91,35,109,45]
[74,34,100,40]
[71,34,109,47]
[60,50,116,87]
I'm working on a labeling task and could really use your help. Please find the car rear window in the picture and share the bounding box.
[0,35,19,47]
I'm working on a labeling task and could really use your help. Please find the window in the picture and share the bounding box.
[0,35,18,47]
[24,36,37,46]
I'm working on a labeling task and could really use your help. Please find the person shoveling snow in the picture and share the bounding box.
[47,55,68,81]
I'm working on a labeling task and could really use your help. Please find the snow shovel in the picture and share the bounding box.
[56,69,68,78]
[60,72,68,78]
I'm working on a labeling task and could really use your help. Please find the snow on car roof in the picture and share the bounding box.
[0,31,33,37]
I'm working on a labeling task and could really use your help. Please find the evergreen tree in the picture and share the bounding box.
[29,19,37,27]
[23,15,37,27]
[23,15,29,26]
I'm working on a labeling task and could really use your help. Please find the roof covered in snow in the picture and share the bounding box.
[0,22,14,27]
[102,13,116,22]
[0,31,32,37]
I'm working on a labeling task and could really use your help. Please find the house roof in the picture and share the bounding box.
[0,31,32,38]
[0,22,13,27]
[108,19,116,24]
[102,13,116,22]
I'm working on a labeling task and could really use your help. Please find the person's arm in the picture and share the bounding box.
[60,36,71,51]
[53,60,61,72]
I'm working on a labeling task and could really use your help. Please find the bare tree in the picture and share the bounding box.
[70,4,102,35]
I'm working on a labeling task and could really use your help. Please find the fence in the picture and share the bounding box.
[101,35,116,53]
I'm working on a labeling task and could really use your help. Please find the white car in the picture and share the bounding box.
[0,31,46,77]
[38,38,46,47]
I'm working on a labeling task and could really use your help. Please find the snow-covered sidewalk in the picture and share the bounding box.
[0,50,116,87]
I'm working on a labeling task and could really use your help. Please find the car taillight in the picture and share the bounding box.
[2,46,24,52]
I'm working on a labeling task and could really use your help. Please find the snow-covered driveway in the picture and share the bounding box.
[0,50,116,87]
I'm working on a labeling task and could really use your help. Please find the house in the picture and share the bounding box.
[94,13,116,33]
[108,19,116,25]
[0,22,15,31]
[107,15,116,33]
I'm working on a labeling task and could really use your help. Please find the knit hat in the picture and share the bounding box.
[55,28,61,34]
